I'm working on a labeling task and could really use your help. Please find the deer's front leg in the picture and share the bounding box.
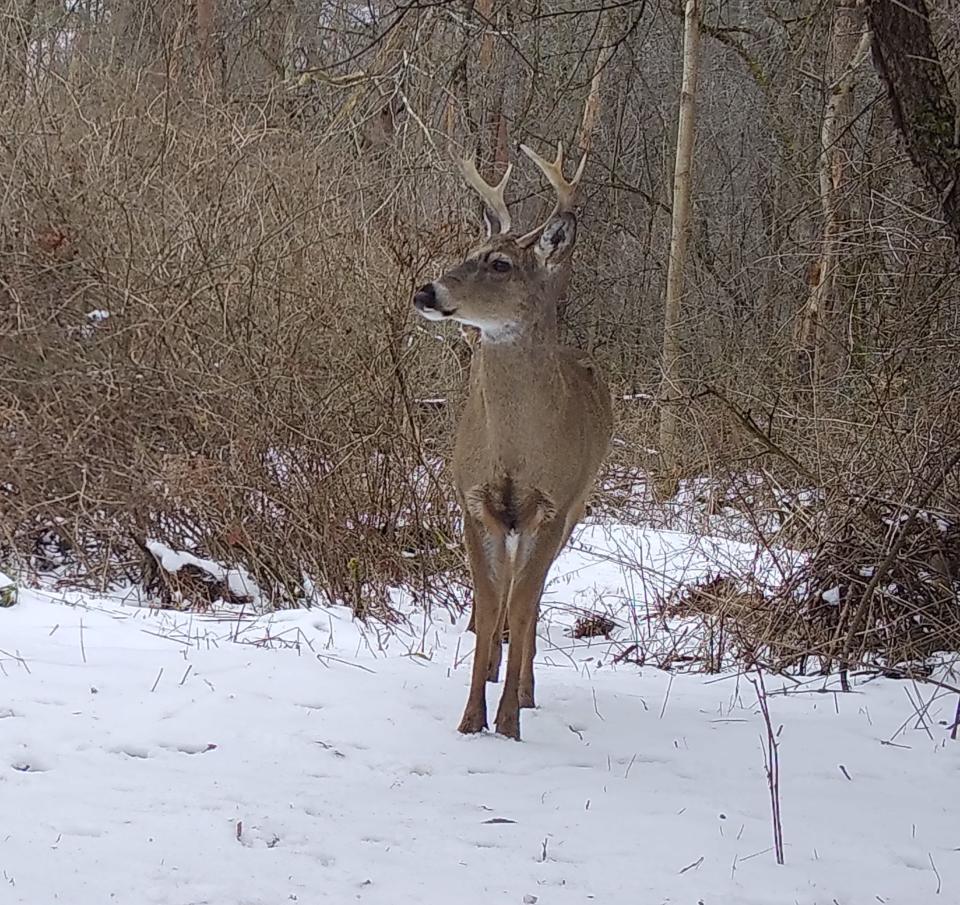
[465,605,504,682]
[458,516,505,734]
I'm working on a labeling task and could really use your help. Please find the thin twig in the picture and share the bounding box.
[836,448,960,667]
[750,670,784,865]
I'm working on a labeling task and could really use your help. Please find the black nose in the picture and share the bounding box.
[413,283,437,310]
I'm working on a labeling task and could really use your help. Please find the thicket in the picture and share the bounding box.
[1,0,957,672]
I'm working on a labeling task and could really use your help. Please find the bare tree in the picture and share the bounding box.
[0,0,35,103]
[658,0,701,490]
[196,0,216,88]
[797,1,871,385]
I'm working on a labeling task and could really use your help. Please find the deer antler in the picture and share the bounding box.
[517,141,587,245]
[458,157,514,237]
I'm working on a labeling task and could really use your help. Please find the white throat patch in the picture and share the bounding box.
[479,322,522,344]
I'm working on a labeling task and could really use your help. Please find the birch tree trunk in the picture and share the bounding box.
[658,0,701,492]
[797,1,870,387]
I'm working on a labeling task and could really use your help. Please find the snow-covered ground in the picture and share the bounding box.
[2,527,958,904]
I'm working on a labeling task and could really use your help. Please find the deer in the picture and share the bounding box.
[413,142,612,740]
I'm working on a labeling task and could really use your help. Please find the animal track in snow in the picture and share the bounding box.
[160,741,218,755]
[11,760,50,773]
[111,745,151,759]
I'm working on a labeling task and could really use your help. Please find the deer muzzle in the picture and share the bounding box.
[413,282,456,320]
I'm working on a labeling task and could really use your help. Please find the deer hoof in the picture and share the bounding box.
[519,688,535,709]
[495,719,521,741]
[458,709,487,734]
[495,707,521,741]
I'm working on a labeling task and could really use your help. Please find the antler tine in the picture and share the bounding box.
[457,156,513,237]
[517,141,587,244]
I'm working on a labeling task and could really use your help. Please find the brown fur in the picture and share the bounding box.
[417,189,612,739]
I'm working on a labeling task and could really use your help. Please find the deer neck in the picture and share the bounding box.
[467,331,570,481]
[465,286,568,456]
[472,316,561,423]
[479,286,559,347]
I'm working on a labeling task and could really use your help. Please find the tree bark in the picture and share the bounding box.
[281,0,299,84]
[798,1,870,386]
[577,14,612,158]
[475,0,506,176]
[1,0,36,104]
[658,0,700,491]
[196,0,216,90]
[868,0,960,240]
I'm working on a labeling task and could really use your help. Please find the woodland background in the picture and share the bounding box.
[1,0,958,674]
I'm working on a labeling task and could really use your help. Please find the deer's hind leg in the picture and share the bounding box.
[486,602,507,682]
[466,598,506,683]
[495,517,566,740]
[519,604,539,709]
[517,501,586,707]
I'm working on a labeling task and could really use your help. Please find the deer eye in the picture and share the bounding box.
[491,258,512,273]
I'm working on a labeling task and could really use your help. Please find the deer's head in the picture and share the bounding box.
[414,143,586,342]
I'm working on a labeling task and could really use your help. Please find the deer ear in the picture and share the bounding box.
[534,212,577,266]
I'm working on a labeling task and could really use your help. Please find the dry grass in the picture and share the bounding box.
[570,612,619,640]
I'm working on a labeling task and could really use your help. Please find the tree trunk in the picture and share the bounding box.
[281,0,299,84]
[797,1,870,386]
[196,0,216,90]
[868,0,960,240]
[475,0,505,175]
[577,14,612,158]
[1,0,36,104]
[658,0,701,492]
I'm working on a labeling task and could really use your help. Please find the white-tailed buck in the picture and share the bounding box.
[413,143,612,740]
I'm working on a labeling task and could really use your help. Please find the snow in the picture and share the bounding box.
[821,586,841,605]
[145,539,266,610]
[2,526,958,904]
